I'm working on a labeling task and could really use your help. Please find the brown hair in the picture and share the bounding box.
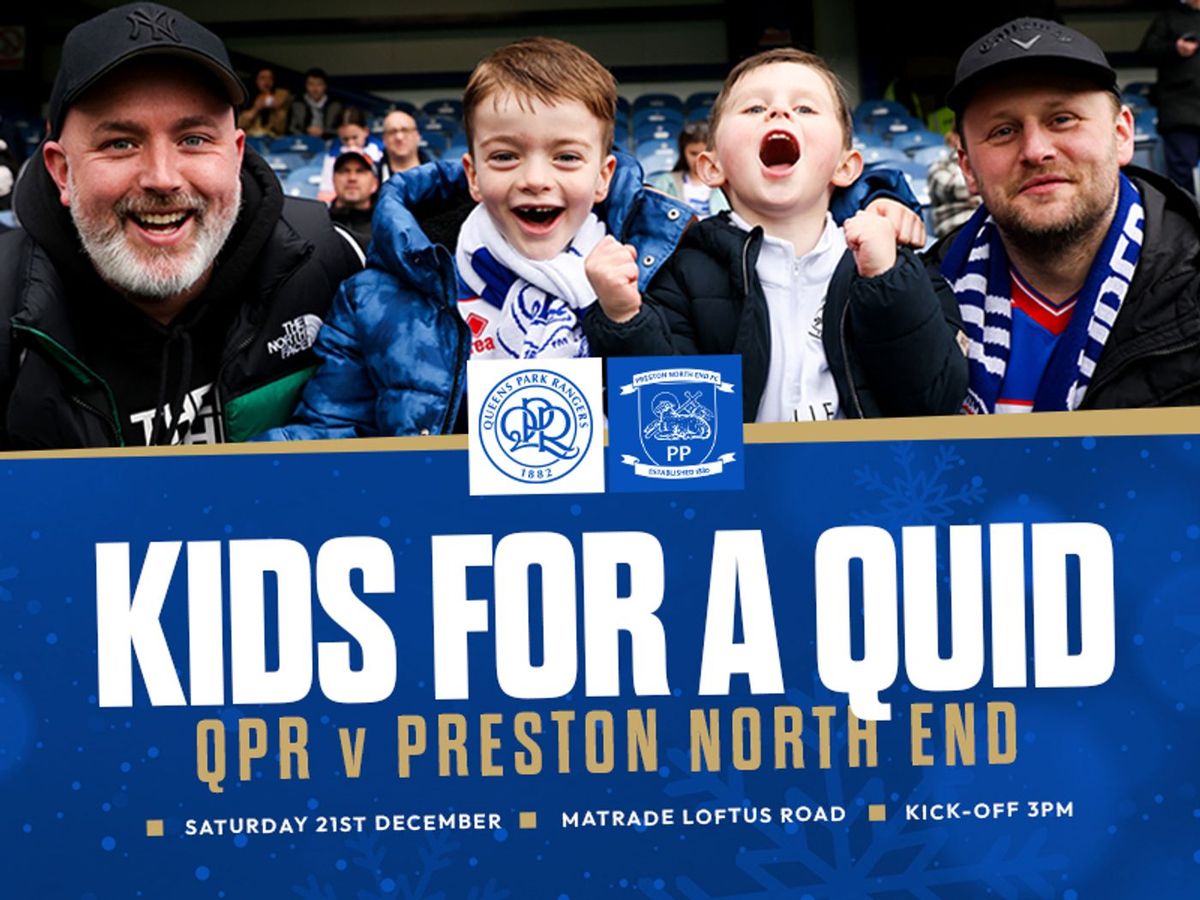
[708,48,854,150]
[463,37,617,153]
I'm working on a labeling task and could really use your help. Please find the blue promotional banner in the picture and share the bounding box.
[1,416,1198,899]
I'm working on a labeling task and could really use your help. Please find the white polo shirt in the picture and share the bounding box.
[729,212,846,423]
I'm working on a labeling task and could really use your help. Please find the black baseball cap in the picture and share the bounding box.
[947,17,1119,120]
[48,3,246,138]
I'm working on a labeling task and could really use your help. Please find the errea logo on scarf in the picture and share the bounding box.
[468,358,604,496]
[267,314,323,358]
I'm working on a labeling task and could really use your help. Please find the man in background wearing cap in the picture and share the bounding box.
[329,149,379,253]
[937,16,1200,413]
[0,3,362,449]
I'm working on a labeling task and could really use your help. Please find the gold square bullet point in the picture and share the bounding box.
[868,804,886,822]
[146,819,164,837]
[518,811,537,829]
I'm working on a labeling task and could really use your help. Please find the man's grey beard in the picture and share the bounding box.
[69,173,241,301]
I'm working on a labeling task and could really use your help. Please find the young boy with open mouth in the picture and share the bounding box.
[585,48,967,422]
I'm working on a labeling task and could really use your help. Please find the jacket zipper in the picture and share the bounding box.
[838,298,865,418]
[67,394,120,444]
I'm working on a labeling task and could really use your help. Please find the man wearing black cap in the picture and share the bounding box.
[0,3,361,449]
[329,149,379,253]
[937,16,1200,413]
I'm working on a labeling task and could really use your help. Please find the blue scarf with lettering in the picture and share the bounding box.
[940,174,1144,413]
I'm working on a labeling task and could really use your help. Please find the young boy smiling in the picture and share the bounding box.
[266,40,926,439]
[586,49,967,421]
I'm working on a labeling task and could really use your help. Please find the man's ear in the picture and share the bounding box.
[463,152,482,203]
[831,146,864,188]
[1115,104,1135,168]
[696,149,725,188]
[957,142,979,195]
[593,153,617,204]
[42,141,71,207]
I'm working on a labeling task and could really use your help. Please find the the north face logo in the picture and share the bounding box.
[127,8,181,43]
[267,314,323,358]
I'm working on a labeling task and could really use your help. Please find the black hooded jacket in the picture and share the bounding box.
[584,211,968,421]
[0,150,361,449]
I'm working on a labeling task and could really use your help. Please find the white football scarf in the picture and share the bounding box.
[456,204,606,359]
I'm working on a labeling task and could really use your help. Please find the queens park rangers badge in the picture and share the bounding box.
[468,358,604,496]
[606,356,744,492]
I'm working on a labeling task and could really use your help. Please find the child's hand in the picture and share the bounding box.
[586,236,642,323]
[863,197,927,248]
[844,210,899,278]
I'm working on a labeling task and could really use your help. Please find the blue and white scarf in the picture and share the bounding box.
[456,204,605,359]
[940,174,1144,413]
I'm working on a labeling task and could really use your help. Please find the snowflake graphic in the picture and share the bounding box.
[290,833,509,900]
[637,679,1066,899]
[852,444,985,528]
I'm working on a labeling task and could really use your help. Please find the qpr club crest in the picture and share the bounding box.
[607,356,744,492]
[468,358,605,496]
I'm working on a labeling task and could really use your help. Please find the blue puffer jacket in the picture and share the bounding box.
[264,154,917,439]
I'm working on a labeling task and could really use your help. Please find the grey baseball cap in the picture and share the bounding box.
[48,3,246,138]
[947,17,1118,119]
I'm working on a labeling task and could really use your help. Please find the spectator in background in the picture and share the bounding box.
[1139,0,1200,192]
[317,107,384,203]
[380,109,423,180]
[289,67,344,138]
[648,121,728,216]
[926,131,980,238]
[238,67,291,138]
[329,149,379,252]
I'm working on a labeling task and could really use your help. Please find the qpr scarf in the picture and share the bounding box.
[456,204,606,359]
[940,174,1144,413]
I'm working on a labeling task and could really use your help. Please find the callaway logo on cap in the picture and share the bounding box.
[947,17,1119,118]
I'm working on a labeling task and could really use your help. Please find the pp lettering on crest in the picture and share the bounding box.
[606,355,744,492]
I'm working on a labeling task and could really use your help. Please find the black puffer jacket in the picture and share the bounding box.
[584,212,968,420]
[0,151,362,449]
[1139,5,1200,132]
[927,168,1200,409]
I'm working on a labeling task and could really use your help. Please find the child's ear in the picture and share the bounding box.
[593,153,617,203]
[696,150,725,188]
[831,146,864,189]
[463,152,483,203]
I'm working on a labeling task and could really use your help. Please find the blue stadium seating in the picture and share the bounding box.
[909,145,951,167]
[633,122,679,144]
[420,132,451,159]
[632,107,684,130]
[685,91,718,112]
[685,105,711,124]
[283,167,323,199]
[891,129,941,155]
[270,135,325,156]
[422,99,463,121]
[633,93,685,115]
[859,146,909,165]
[636,139,678,173]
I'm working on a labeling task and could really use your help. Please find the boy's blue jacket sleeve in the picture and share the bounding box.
[829,163,921,224]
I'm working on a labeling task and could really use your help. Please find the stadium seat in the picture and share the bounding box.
[909,145,951,167]
[1123,82,1156,105]
[891,129,941,155]
[283,167,322,199]
[422,99,463,120]
[859,146,909,165]
[853,99,911,127]
[685,91,718,112]
[244,136,272,156]
[685,105,711,124]
[632,108,684,131]
[633,122,679,144]
[270,135,325,156]
[636,139,678,173]
[633,93,685,115]
[419,132,451,159]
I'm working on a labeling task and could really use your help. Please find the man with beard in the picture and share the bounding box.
[0,3,361,448]
[937,17,1200,413]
